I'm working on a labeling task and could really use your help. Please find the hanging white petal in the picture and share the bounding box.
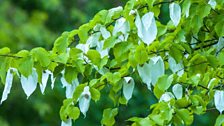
[1,68,17,104]
[135,12,157,45]
[86,32,101,48]
[61,118,72,126]
[137,64,152,90]
[96,40,109,58]
[137,56,164,90]
[172,84,183,99]
[215,37,224,54]
[79,86,91,117]
[168,56,184,76]
[76,43,89,54]
[100,26,111,39]
[61,77,79,99]
[214,90,224,113]
[169,3,181,26]
[208,0,217,9]
[123,77,135,101]
[129,10,136,15]
[20,68,38,99]
[159,92,175,102]
[39,71,50,94]
[45,70,56,89]
[150,56,165,85]
[113,17,130,41]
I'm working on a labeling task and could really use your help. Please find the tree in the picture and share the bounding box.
[1,0,224,125]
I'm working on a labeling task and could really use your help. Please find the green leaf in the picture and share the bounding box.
[78,24,90,43]
[135,44,148,65]
[64,66,77,84]
[53,53,69,64]
[206,55,219,67]
[18,56,33,77]
[176,109,193,125]
[215,21,224,37]
[191,15,203,34]
[31,47,51,67]
[90,87,101,102]
[103,35,117,49]
[153,85,164,99]
[215,114,224,126]
[0,47,10,55]
[73,83,87,101]
[0,58,11,84]
[113,42,132,62]
[101,108,118,126]
[60,99,80,121]
[52,32,69,54]
[60,99,73,121]
[67,106,80,120]
[146,0,156,8]
[169,44,183,63]
[105,72,121,85]
[182,0,191,17]
[156,74,173,91]
[137,117,154,126]
[87,49,101,67]
[197,4,211,19]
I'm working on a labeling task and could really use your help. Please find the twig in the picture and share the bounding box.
[0,54,23,58]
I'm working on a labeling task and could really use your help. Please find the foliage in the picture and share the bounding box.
[1,0,224,125]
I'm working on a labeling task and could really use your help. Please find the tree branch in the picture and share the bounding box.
[0,54,22,58]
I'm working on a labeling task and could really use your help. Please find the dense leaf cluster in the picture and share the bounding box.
[1,0,224,125]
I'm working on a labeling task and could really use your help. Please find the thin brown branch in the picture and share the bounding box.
[0,54,23,58]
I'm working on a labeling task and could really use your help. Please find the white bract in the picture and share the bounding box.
[137,63,152,90]
[61,76,79,99]
[137,56,164,90]
[96,40,109,58]
[135,11,157,45]
[168,56,184,76]
[123,77,135,101]
[39,70,50,94]
[46,70,56,89]
[1,68,17,104]
[20,68,38,99]
[79,86,91,117]
[208,0,217,9]
[76,43,89,54]
[215,37,224,54]
[113,17,130,41]
[172,84,183,99]
[214,90,224,114]
[61,118,72,126]
[159,92,175,102]
[86,32,101,48]
[169,3,181,26]
[150,56,165,86]
[100,26,111,39]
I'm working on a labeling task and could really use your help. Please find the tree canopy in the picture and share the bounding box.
[1,0,224,125]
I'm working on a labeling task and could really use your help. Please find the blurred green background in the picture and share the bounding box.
[0,0,218,126]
